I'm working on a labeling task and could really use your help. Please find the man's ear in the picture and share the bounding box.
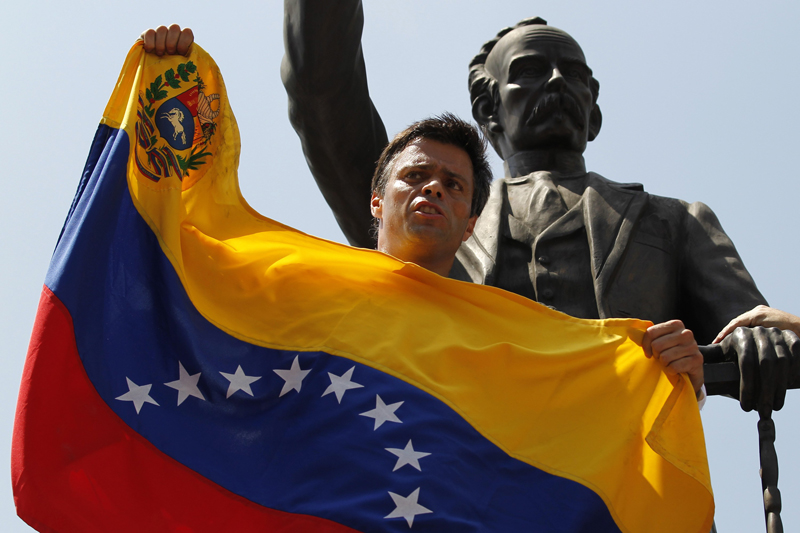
[461,215,479,242]
[370,192,383,220]
[588,104,602,142]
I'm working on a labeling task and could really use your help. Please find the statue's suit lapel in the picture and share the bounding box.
[456,174,582,285]
[453,179,508,284]
[583,173,648,316]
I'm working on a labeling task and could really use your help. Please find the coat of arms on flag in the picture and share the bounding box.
[133,59,220,183]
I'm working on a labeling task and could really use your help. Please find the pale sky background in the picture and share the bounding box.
[2,0,798,531]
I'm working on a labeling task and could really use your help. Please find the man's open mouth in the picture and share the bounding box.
[413,201,444,216]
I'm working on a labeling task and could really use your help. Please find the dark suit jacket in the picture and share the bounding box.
[282,0,767,343]
[453,173,767,343]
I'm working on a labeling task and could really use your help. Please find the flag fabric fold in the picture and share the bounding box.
[13,42,714,533]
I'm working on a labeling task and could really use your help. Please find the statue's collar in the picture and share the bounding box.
[503,150,587,179]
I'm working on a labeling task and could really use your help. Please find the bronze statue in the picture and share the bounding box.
[281,1,800,412]
[459,18,760,339]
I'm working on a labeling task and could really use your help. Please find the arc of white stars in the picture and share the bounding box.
[116,377,159,414]
[386,439,431,472]
[385,487,432,528]
[220,365,262,398]
[322,366,363,403]
[360,394,403,430]
[273,355,311,397]
[164,361,205,406]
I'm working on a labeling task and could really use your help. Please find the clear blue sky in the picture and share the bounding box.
[2,0,798,531]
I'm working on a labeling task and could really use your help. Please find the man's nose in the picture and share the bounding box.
[423,178,444,199]
[545,67,566,91]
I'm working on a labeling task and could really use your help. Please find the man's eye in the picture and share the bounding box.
[448,180,463,191]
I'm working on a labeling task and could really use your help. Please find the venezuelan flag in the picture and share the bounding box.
[12,43,713,532]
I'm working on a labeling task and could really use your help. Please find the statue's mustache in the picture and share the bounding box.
[527,93,585,129]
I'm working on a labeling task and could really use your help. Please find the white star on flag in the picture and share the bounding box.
[386,440,431,472]
[116,377,159,414]
[273,355,311,397]
[322,366,363,403]
[220,365,262,398]
[360,394,403,430]
[164,361,205,405]
[385,487,432,527]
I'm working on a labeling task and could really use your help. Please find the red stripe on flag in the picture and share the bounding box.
[12,286,360,533]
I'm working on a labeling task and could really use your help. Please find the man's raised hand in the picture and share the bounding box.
[140,24,194,56]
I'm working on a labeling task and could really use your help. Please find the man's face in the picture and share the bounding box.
[371,138,477,272]
[485,26,595,156]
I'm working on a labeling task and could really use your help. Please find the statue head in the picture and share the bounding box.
[469,18,602,160]
[369,114,492,276]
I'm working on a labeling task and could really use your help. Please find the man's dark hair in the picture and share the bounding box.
[371,113,492,220]
[468,17,600,117]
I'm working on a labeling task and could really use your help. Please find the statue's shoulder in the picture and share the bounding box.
[588,172,707,215]
[609,178,729,240]
[584,173,731,243]
[587,172,644,193]
[588,173,696,230]
[642,189,716,218]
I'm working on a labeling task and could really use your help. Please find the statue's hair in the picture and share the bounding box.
[468,17,600,115]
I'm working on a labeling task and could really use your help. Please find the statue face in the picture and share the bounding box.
[370,138,477,269]
[485,26,595,156]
